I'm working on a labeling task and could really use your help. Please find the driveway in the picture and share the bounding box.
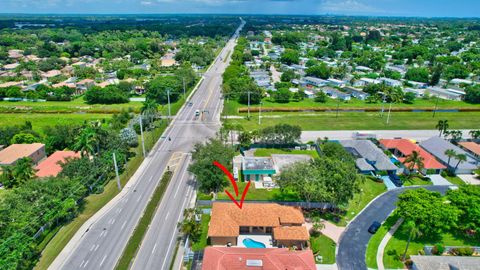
[458,174,480,185]
[336,186,449,270]
[428,174,452,185]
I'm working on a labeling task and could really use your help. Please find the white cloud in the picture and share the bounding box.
[320,0,382,14]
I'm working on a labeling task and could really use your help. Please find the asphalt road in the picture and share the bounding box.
[50,20,244,270]
[336,186,450,270]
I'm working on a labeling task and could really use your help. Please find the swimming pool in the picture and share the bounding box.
[243,238,266,248]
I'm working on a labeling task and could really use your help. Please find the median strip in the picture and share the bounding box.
[115,170,173,270]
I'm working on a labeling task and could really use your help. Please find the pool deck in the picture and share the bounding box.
[237,234,273,248]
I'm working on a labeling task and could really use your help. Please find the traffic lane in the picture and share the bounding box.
[337,186,450,270]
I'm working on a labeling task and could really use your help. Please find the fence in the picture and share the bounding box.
[197,199,333,209]
[424,245,480,255]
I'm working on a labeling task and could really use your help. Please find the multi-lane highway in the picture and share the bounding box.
[49,19,244,270]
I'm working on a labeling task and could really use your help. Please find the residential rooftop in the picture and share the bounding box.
[410,255,480,270]
[0,143,45,165]
[35,151,81,178]
[420,137,477,171]
[339,140,398,171]
[242,157,275,171]
[458,141,480,156]
[380,139,446,170]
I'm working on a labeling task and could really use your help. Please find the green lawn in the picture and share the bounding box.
[223,112,480,131]
[365,214,400,269]
[383,223,479,269]
[402,176,433,186]
[444,175,466,186]
[223,98,479,116]
[216,181,300,201]
[310,234,336,264]
[0,113,112,133]
[337,177,387,226]
[191,214,211,252]
[253,148,320,159]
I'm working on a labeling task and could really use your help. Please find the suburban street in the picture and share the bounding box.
[49,20,244,270]
[336,186,450,270]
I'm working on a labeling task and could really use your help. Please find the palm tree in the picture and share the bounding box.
[453,154,467,172]
[141,99,159,124]
[444,149,457,167]
[404,151,425,174]
[312,217,325,235]
[12,157,36,185]
[74,127,97,158]
[469,130,480,140]
[436,120,449,137]
[402,220,422,261]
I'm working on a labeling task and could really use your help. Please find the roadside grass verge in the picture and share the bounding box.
[310,233,336,264]
[34,122,167,270]
[402,176,433,186]
[383,222,479,269]
[444,175,466,185]
[191,214,211,251]
[365,213,400,269]
[223,112,480,131]
[253,148,320,159]
[115,170,173,270]
[0,113,111,133]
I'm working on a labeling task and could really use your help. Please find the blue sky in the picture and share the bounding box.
[2,0,480,17]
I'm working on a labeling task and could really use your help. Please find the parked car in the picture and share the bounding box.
[368,221,381,234]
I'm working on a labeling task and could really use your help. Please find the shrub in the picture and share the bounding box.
[432,244,445,255]
[450,247,474,256]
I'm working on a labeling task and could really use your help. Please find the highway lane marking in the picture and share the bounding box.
[137,194,142,202]
[121,221,127,230]
[90,244,95,251]
[116,208,122,214]
[148,175,153,183]
[82,260,89,268]
[94,244,99,251]
[165,211,170,221]
[99,231,105,238]
[152,243,157,254]
[99,255,107,267]
[109,218,115,225]
[173,158,190,199]
[80,260,85,268]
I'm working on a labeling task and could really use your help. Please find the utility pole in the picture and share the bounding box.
[113,152,121,190]
[247,91,251,120]
[336,98,340,118]
[139,114,146,157]
[432,95,439,118]
[258,101,262,124]
[380,93,386,117]
[167,88,171,122]
[386,102,393,125]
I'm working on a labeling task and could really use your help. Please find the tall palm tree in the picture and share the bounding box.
[404,151,425,174]
[74,127,96,158]
[454,154,467,172]
[141,99,159,124]
[444,149,457,167]
[436,120,449,137]
[469,130,480,140]
[13,157,36,185]
[402,220,422,261]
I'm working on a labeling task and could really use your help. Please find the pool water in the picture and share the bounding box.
[243,238,266,248]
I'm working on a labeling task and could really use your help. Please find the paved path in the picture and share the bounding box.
[428,174,452,185]
[458,174,480,185]
[376,218,403,270]
[305,220,345,244]
[301,130,473,142]
[336,186,449,270]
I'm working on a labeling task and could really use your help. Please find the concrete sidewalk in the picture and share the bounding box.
[376,218,403,270]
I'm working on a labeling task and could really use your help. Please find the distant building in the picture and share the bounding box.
[450,78,473,86]
[425,87,465,101]
[0,143,46,166]
[202,247,316,270]
[354,77,380,87]
[420,137,477,174]
[379,77,402,87]
[327,78,346,88]
[343,86,369,100]
[339,140,398,174]
[410,255,480,270]
[35,151,81,178]
[322,87,351,100]
[240,157,276,182]
[458,142,480,161]
[303,76,328,87]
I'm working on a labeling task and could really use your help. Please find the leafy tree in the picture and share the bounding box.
[43,124,81,154]
[403,92,416,104]
[188,138,235,193]
[366,30,382,43]
[273,88,291,103]
[444,63,469,80]
[429,65,443,86]
[258,124,301,144]
[447,186,480,239]
[469,130,480,140]
[73,127,97,157]
[146,76,181,105]
[178,208,202,241]
[464,85,480,104]
[314,91,328,103]
[119,128,138,147]
[84,86,129,104]
[306,63,331,79]
[10,133,39,144]
[281,69,295,82]
[405,67,429,83]
[280,49,300,65]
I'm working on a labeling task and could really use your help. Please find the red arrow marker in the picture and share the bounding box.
[213,161,250,209]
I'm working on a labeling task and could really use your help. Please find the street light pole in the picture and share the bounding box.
[167,88,171,122]
[247,91,251,120]
[386,102,392,125]
[432,95,439,118]
[112,152,121,190]
[139,114,146,157]
[182,77,186,98]
[336,98,340,118]
[258,101,262,124]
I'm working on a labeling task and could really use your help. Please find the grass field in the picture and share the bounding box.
[253,148,320,159]
[0,113,112,133]
[215,181,300,201]
[223,98,479,115]
[444,175,466,185]
[116,171,173,270]
[365,214,400,269]
[223,111,480,131]
[191,214,211,252]
[383,223,479,269]
[34,122,167,270]
[310,234,336,264]
[402,176,433,186]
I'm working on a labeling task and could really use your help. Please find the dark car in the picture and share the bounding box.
[368,221,381,234]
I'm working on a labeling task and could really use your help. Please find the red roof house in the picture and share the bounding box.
[201,247,316,270]
[35,151,81,178]
[380,139,446,172]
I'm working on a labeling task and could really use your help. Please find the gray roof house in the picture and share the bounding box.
[322,87,351,101]
[339,140,398,173]
[343,86,369,100]
[410,255,480,270]
[419,137,477,174]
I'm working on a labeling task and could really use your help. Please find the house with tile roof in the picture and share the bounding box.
[458,141,480,161]
[201,247,316,270]
[35,151,81,178]
[208,202,309,248]
[0,143,46,166]
[339,140,398,174]
[379,139,446,174]
[410,255,480,270]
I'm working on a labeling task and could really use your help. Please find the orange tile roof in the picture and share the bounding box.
[458,142,480,156]
[35,151,80,178]
[0,143,45,165]
[208,202,305,238]
[273,226,310,241]
[202,247,316,270]
[380,139,446,170]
